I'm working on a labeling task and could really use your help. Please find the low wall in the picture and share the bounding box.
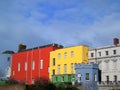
[98,82,120,90]
[0,84,25,90]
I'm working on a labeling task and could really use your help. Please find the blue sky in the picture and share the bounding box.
[0,0,120,52]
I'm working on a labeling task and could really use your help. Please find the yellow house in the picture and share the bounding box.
[49,45,89,79]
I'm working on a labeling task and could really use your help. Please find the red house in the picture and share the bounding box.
[11,44,63,84]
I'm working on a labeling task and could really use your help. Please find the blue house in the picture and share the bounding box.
[75,63,99,90]
[0,51,14,80]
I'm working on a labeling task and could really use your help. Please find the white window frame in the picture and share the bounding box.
[58,53,61,59]
[71,51,74,57]
[40,59,43,69]
[78,73,81,83]
[94,74,97,81]
[58,65,60,74]
[25,61,27,71]
[18,62,20,71]
[64,52,67,58]
[64,64,67,74]
[32,60,35,70]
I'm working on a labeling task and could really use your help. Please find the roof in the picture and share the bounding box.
[89,44,120,51]
[17,43,63,53]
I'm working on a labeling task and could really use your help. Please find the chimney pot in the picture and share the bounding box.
[113,38,119,46]
[18,44,26,52]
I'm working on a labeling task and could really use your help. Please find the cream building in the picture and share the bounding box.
[89,38,120,82]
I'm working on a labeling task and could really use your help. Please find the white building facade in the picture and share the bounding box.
[89,45,120,82]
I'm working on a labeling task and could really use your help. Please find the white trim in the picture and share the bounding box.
[40,59,43,69]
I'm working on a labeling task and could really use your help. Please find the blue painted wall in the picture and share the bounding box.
[0,54,11,79]
[75,63,99,90]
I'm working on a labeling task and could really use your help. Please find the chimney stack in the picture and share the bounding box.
[113,38,119,46]
[18,44,26,52]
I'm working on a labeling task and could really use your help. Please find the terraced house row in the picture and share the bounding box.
[0,43,87,85]
[1,38,120,90]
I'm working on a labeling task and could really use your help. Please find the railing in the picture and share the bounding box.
[98,81,120,86]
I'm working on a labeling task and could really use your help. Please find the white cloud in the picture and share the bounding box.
[0,0,120,52]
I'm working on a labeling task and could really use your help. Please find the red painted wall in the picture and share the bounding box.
[11,44,62,84]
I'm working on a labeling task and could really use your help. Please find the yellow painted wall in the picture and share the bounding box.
[49,45,89,79]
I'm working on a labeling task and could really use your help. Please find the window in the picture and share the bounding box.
[40,60,43,69]
[78,73,81,83]
[94,74,97,81]
[106,61,109,70]
[91,53,94,57]
[62,76,64,82]
[58,65,60,74]
[52,58,55,66]
[32,79,35,84]
[13,71,15,76]
[71,51,74,57]
[105,51,109,55]
[73,63,75,70]
[55,77,58,82]
[58,53,61,59]
[71,63,75,74]
[86,73,89,80]
[106,76,109,82]
[6,67,11,77]
[86,53,88,57]
[98,52,101,56]
[7,57,10,61]
[114,75,117,82]
[113,50,116,55]
[113,60,117,70]
[72,76,75,82]
[32,61,35,70]
[64,52,67,58]
[71,63,73,73]
[48,67,50,73]
[52,70,55,75]
[25,62,27,71]
[18,62,20,71]
[64,64,67,74]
